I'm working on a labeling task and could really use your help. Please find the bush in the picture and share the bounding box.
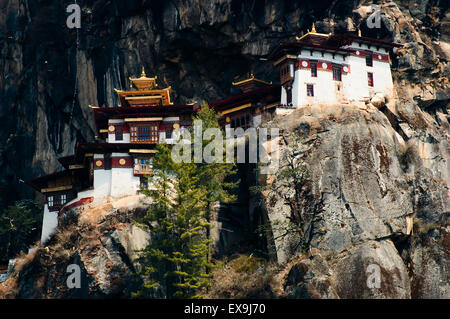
[207,254,277,298]
[397,142,418,172]
[0,200,42,263]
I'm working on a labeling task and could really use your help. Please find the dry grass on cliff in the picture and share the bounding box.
[0,246,40,299]
[14,246,39,273]
[207,254,280,298]
[79,202,114,226]
[0,277,18,299]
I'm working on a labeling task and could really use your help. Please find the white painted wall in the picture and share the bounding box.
[345,55,371,102]
[110,167,140,198]
[108,133,130,143]
[280,86,287,105]
[92,153,141,201]
[112,152,129,157]
[93,153,112,203]
[372,58,395,99]
[283,48,394,108]
[107,119,130,143]
[41,204,58,245]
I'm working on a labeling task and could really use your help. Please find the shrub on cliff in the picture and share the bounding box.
[0,200,42,263]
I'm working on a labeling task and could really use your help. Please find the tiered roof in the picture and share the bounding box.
[270,24,402,64]
[114,67,173,107]
[232,73,273,93]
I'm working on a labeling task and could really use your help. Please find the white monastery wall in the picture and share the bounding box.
[41,204,58,244]
[286,45,394,108]
[93,153,112,203]
[110,152,140,197]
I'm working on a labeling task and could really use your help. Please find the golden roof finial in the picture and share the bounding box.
[141,66,146,77]
[311,23,317,33]
[358,28,361,37]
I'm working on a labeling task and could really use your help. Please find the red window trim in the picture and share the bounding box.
[368,72,374,87]
[306,84,314,97]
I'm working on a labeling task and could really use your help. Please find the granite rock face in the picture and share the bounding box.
[262,101,448,298]
[3,195,151,298]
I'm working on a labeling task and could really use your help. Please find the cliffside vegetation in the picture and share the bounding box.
[0,200,41,264]
[133,104,238,298]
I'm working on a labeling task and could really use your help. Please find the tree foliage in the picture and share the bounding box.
[0,200,42,263]
[134,102,237,298]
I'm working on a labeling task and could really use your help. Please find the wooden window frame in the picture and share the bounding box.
[306,84,314,97]
[368,72,374,87]
[310,61,317,77]
[286,87,292,104]
[115,125,123,141]
[48,196,54,207]
[332,65,342,81]
[366,51,373,67]
[134,157,153,175]
[130,123,159,144]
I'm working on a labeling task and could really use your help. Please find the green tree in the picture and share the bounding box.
[0,200,42,263]
[134,102,237,298]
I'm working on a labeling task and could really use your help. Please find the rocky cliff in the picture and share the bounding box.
[0,0,448,299]
[260,101,448,298]
[0,195,152,298]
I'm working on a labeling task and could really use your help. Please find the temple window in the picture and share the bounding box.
[130,124,159,143]
[134,157,153,175]
[366,51,373,66]
[332,65,342,81]
[286,87,292,104]
[61,194,67,205]
[310,62,317,77]
[115,126,123,141]
[48,196,54,207]
[139,176,148,189]
[104,153,112,170]
[307,84,314,97]
[368,72,374,87]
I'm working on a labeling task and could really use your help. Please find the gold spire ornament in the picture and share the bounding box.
[296,22,329,41]
[141,66,146,77]
[358,28,362,37]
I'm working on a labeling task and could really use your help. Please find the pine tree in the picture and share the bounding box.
[0,200,42,263]
[134,102,237,298]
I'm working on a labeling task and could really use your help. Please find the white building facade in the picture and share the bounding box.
[274,29,401,110]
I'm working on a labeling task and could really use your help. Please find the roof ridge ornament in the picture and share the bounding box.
[358,28,362,37]
[141,66,146,77]
[296,22,330,41]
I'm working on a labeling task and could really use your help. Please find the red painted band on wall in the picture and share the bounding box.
[108,124,130,133]
[298,59,350,74]
[348,49,389,62]
[93,159,105,169]
[111,157,134,168]
[59,197,94,215]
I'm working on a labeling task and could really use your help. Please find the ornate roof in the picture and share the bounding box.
[232,73,273,93]
[114,67,173,107]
